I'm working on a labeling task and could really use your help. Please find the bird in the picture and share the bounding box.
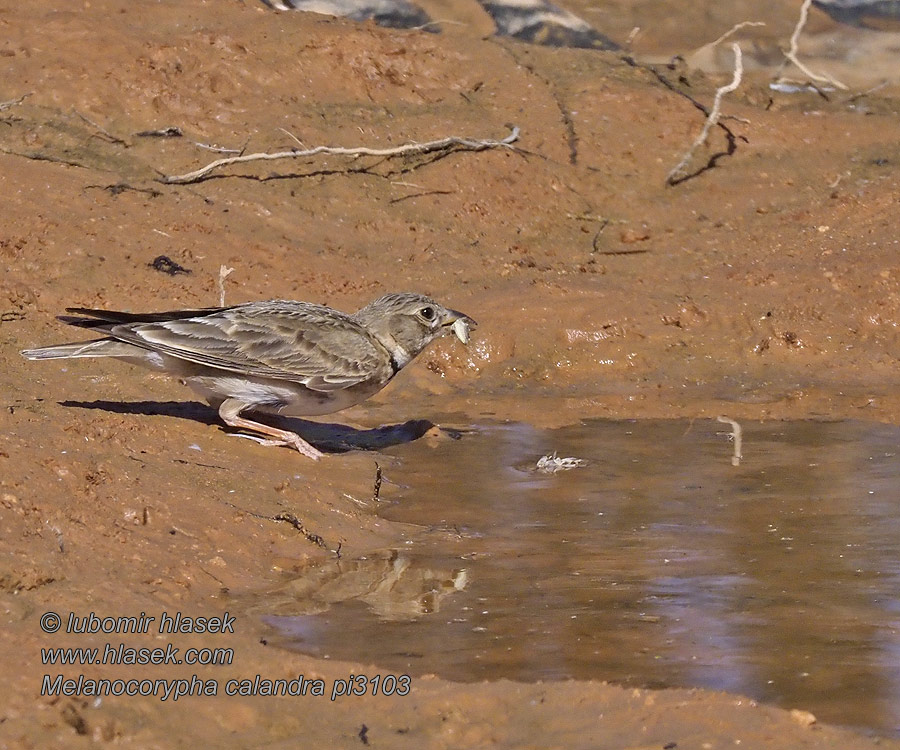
[21,292,476,460]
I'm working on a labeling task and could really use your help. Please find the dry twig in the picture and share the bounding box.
[191,140,244,155]
[782,0,848,91]
[667,43,743,185]
[0,93,31,112]
[217,265,234,306]
[624,26,641,50]
[704,20,765,50]
[278,127,306,149]
[160,126,520,184]
[74,110,128,146]
[846,80,888,103]
[135,127,183,138]
[413,19,465,31]
[225,501,331,551]
[372,462,383,503]
[271,512,328,549]
[717,416,743,467]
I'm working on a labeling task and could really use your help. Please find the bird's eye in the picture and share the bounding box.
[419,306,435,321]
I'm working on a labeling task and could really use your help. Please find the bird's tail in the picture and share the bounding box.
[21,338,140,360]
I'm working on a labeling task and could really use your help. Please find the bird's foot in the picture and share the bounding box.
[229,431,324,460]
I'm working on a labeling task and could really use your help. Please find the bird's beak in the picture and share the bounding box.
[442,309,477,344]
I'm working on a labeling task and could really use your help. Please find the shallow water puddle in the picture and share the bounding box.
[263,419,900,736]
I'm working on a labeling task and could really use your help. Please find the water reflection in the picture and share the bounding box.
[263,419,900,737]
[251,549,468,621]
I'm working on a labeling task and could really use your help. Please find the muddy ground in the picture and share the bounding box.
[2,1,900,747]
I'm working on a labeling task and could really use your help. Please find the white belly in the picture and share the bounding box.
[183,373,388,417]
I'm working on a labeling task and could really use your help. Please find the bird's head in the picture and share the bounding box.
[353,292,476,369]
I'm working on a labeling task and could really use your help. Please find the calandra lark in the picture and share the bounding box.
[22,292,475,459]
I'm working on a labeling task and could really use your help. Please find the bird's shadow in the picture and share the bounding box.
[60,400,439,454]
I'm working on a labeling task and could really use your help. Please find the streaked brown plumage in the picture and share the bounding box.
[21,293,476,459]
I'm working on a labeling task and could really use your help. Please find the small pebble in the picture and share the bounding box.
[790,709,817,728]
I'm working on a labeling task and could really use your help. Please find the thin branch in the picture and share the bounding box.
[73,110,129,146]
[704,20,765,50]
[412,19,466,31]
[191,140,243,155]
[135,127,183,138]
[389,189,454,205]
[0,147,97,171]
[271,512,328,549]
[0,93,31,112]
[783,0,848,91]
[86,182,162,198]
[624,26,641,51]
[619,56,741,156]
[372,462,383,503]
[278,127,306,149]
[160,126,520,184]
[667,43,743,185]
[717,416,743,466]
[224,501,331,552]
[217,265,234,306]
[590,218,610,252]
[845,80,888,104]
[390,180,426,189]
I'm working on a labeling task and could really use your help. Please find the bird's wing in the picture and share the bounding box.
[103,302,390,391]
[60,306,230,328]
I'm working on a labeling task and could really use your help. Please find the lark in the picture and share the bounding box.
[21,292,476,459]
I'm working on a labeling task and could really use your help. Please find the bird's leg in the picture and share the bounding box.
[217,398,324,460]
